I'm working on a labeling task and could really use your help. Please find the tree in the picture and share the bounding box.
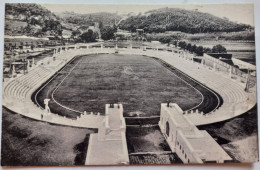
[31,44,35,51]
[29,17,40,25]
[101,26,116,40]
[99,21,104,30]
[172,40,178,47]
[191,45,197,53]
[186,43,192,51]
[159,37,172,45]
[19,42,24,50]
[203,47,212,54]
[212,44,227,53]
[195,46,204,56]
[80,30,97,42]
[178,41,187,49]
[72,30,81,39]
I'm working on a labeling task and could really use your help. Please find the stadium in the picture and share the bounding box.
[2,41,257,165]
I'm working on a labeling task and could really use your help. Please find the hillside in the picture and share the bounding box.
[5,3,62,37]
[56,11,122,29]
[119,8,253,34]
[5,5,253,38]
[4,3,122,38]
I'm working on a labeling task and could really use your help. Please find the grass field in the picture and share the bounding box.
[1,107,97,166]
[126,126,171,153]
[37,53,202,118]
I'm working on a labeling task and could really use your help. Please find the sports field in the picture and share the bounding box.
[36,53,202,118]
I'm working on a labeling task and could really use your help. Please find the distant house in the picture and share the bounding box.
[151,41,160,44]
[115,30,131,40]
[136,29,144,36]
[165,31,182,35]
[47,36,60,40]
[62,29,72,40]
[47,36,55,40]
[87,26,95,31]
[36,43,44,48]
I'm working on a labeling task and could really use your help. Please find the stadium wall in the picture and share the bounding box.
[2,44,257,128]
[159,103,232,163]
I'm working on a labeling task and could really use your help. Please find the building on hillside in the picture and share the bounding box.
[136,29,144,37]
[115,30,132,40]
[62,29,72,41]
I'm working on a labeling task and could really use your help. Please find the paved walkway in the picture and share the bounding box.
[85,104,129,165]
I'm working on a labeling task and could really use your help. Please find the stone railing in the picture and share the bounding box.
[2,43,257,127]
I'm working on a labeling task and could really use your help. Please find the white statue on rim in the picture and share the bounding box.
[44,99,51,113]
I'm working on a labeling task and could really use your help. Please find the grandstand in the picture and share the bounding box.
[2,42,257,164]
[3,42,256,126]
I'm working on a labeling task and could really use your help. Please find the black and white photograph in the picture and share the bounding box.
[0,1,259,167]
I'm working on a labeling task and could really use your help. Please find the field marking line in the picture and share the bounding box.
[173,62,221,112]
[51,58,84,114]
[34,56,79,110]
[152,57,221,113]
[170,58,221,112]
[151,58,204,112]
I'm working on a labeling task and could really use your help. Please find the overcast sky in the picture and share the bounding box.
[42,4,254,26]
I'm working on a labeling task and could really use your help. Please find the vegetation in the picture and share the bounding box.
[79,30,98,43]
[199,105,258,162]
[126,126,171,153]
[57,11,121,27]
[186,31,255,41]
[100,26,117,40]
[158,37,173,45]
[212,44,227,53]
[5,3,62,37]
[1,107,96,166]
[5,4,255,42]
[41,19,62,36]
[5,3,55,18]
[119,8,252,34]
[176,40,227,55]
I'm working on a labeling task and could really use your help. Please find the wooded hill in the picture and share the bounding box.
[5,3,62,36]
[56,11,122,27]
[4,3,122,37]
[119,7,253,34]
[5,4,253,38]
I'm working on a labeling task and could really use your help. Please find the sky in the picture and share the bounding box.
[42,4,254,26]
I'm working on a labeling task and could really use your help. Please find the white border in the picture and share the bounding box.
[0,0,259,170]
